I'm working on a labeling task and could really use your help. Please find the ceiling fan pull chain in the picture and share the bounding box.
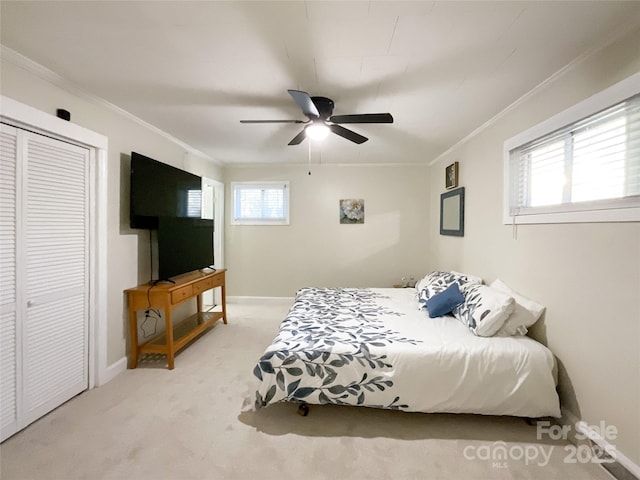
[308,141,312,176]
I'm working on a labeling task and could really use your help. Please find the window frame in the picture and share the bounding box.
[503,71,640,225]
[230,181,290,226]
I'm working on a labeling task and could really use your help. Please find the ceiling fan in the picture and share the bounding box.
[240,89,394,145]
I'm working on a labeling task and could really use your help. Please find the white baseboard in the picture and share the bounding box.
[96,357,127,387]
[574,420,640,479]
[560,407,640,479]
[227,296,294,304]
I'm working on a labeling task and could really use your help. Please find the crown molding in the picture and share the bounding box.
[0,45,223,166]
[226,161,428,169]
[428,19,640,166]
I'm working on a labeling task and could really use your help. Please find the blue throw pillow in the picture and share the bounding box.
[426,282,464,318]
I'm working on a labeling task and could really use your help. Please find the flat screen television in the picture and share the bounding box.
[130,151,202,229]
[157,217,214,280]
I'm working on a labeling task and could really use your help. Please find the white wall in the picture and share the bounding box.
[0,56,223,366]
[224,164,431,297]
[428,27,640,466]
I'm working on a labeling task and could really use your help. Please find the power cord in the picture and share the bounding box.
[141,283,162,339]
[141,308,161,339]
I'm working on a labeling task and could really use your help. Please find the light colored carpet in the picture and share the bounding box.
[0,301,614,480]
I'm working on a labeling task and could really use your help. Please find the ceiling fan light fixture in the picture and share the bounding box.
[242,89,392,145]
[305,123,330,141]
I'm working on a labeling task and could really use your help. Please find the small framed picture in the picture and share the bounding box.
[445,161,459,190]
[340,199,365,224]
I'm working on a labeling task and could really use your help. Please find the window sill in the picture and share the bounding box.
[230,220,290,226]
[503,206,640,225]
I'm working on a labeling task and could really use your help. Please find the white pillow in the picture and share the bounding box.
[452,283,515,337]
[491,279,546,336]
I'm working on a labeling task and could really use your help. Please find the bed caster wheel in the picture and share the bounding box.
[297,404,309,416]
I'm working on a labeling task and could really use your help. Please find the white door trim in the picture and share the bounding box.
[1,95,109,389]
[208,178,225,270]
[201,177,224,307]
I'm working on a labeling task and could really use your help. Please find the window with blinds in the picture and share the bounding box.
[504,74,640,224]
[231,181,289,225]
[186,189,202,218]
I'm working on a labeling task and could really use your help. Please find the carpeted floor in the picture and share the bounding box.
[0,301,614,480]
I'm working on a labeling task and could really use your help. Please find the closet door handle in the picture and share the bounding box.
[27,300,35,308]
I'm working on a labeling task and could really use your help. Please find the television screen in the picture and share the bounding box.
[130,151,202,229]
[157,217,214,280]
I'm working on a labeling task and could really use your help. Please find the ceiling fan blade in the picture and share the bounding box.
[329,124,368,144]
[288,90,320,119]
[288,129,307,146]
[329,113,394,124]
[240,119,305,124]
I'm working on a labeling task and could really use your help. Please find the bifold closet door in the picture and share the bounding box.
[0,124,90,441]
[22,130,90,428]
[0,125,19,441]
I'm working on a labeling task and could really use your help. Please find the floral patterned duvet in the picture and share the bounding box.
[249,287,560,418]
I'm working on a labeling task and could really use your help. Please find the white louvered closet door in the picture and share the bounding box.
[0,124,19,441]
[0,124,90,441]
[22,131,89,427]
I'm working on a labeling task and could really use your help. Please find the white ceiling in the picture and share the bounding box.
[2,1,640,166]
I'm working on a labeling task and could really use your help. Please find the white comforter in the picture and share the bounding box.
[250,287,560,418]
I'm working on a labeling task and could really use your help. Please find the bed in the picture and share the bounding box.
[249,280,561,418]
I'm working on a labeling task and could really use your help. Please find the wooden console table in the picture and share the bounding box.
[125,269,226,370]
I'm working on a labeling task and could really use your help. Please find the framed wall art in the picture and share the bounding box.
[440,187,464,236]
[340,199,364,224]
[445,161,459,190]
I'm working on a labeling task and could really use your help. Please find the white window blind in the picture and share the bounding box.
[231,182,289,225]
[186,189,202,218]
[504,75,640,224]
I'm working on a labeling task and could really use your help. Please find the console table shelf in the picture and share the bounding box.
[125,269,226,370]
[143,311,222,350]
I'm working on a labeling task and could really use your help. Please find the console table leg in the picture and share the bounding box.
[129,308,139,369]
[221,283,227,324]
[165,307,175,370]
